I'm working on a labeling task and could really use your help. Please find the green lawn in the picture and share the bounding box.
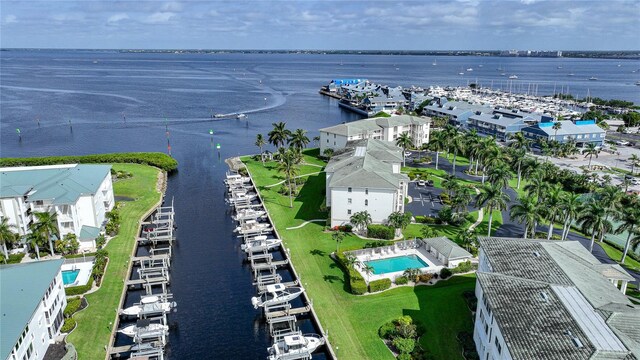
[597,242,640,272]
[67,164,162,358]
[244,153,475,360]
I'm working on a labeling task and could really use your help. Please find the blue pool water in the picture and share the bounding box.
[365,255,429,275]
[62,270,80,285]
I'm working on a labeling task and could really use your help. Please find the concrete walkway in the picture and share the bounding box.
[468,188,483,231]
[264,171,322,188]
[285,219,325,230]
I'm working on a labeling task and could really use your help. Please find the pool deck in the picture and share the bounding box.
[61,260,94,287]
[353,246,445,282]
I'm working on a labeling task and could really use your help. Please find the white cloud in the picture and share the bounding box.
[107,13,129,24]
[145,12,176,24]
[162,2,183,12]
[51,13,85,22]
[4,14,17,24]
[521,0,537,4]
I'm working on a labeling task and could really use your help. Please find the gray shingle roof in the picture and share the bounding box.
[422,236,472,260]
[319,115,430,137]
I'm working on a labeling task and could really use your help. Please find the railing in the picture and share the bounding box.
[63,256,95,265]
[344,239,424,258]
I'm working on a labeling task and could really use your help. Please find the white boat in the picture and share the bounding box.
[214,114,226,118]
[509,75,518,79]
[567,73,575,77]
[589,77,598,81]
[432,59,437,66]
[118,321,168,338]
[233,209,266,221]
[227,193,258,205]
[121,298,176,317]
[466,68,473,72]
[237,113,247,119]
[235,219,272,233]
[241,237,282,253]
[500,73,506,76]
[224,174,250,186]
[251,283,305,309]
[267,333,324,360]
[635,81,640,86]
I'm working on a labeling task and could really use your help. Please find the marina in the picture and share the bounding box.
[224,170,335,359]
[108,199,177,360]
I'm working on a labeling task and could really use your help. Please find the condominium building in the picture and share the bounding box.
[319,115,432,153]
[0,164,115,249]
[521,120,606,147]
[423,100,491,128]
[1,259,67,360]
[325,139,409,227]
[474,237,638,360]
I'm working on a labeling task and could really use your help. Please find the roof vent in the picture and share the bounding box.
[540,292,549,302]
[564,330,584,348]
[533,251,541,257]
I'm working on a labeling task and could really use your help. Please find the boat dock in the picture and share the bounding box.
[224,169,336,359]
[109,198,177,360]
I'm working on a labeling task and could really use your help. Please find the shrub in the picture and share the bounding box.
[395,276,409,285]
[350,279,368,295]
[458,331,480,360]
[462,290,478,311]
[65,276,94,296]
[415,215,436,224]
[61,318,76,333]
[64,297,82,318]
[2,253,25,264]
[452,260,475,274]
[437,206,454,224]
[418,273,434,283]
[440,267,453,279]
[331,225,353,232]
[604,239,640,262]
[96,234,106,249]
[0,152,178,172]
[392,337,416,355]
[397,353,412,360]
[378,322,397,339]
[367,224,394,240]
[369,278,391,292]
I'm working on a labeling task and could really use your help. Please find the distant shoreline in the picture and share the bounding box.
[2,48,639,60]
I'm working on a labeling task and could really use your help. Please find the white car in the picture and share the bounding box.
[417,180,426,186]
[615,140,630,146]
[404,151,412,157]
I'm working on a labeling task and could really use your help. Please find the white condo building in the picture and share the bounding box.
[1,259,67,360]
[319,115,432,154]
[0,164,115,250]
[474,237,639,360]
[325,139,408,228]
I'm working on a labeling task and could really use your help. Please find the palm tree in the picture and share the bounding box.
[622,178,632,193]
[387,211,411,238]
[363,264,375,283]
[537,138,552,163]
[33,211,59,255]
[578,201,611,253]
[475,184,510,237]
[396,132,413,167]
[26,227,46,260]
[451,187,473,215]
[509,195,540,239]
[313,136,320,148]
[456,228,478,252]
[332,230,346,253]
[268,122,291,149]
[559,193,583,241]
[509,132,531,153]
[0,218,17,261]
[289,128,310,152]
[403,268,421,283]
[442,174,459,197]
[350,211,371,234]
[583,143,600,170]
[552,122,563,155]
[524,172,549,202]
[629,154,640,175]
[543,184,563,240]
[421,225,437,239]
[487,162,512,189]
[597,186,623,241]
[477,139,502,183]
[428,131,447,170]
[510,148,527,189]
[255,134,266,164]
[449,130,465,175]
[615,207,640,263]
[464,129,480,172]
[276,149,300,208]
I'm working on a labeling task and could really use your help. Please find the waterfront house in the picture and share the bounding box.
[0,164,115,250]
[422,236,473,267]
[423,101,491,128]
[325,139,408,228]
[474,237,638,360]
[467,113,530,141]
[521,120,606,147]
[1,259,67,360]
[319,115,432,153]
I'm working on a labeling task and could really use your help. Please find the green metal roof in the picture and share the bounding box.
[0,164,111,205]
[0,259,64,359]
[79,225,101,240]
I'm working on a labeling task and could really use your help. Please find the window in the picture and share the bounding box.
[326,139,329,143]
[347,209,351,215]
[365,188,368,195]
[333,134,336,138]
[365,200,368,206]
[348,187,352,193]
[347,198,352,204]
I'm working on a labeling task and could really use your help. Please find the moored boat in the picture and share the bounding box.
[118,320,168,337]
[267,333,324,360]
[251,283,305,309]
[241,237,282,253]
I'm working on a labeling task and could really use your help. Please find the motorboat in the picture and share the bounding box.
[224,173,250,186]
[589,77,598,81]
[241,236,282,253]
[267,333,324,360]
[121,297,177,317]
[118,320,168,338]
[237,113,247,119]
[235,219,272,233]
[466,68,473,72]
[251,283,305,309]
[509,75,518,79]
[233,208,266,221]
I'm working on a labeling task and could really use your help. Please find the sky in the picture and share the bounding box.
[1,0,639,50]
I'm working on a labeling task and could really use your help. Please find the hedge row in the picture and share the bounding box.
[65,276,94,296]
[335,253,368,295]
[367,224,394,240]
[61,318,76,334]
[0,152,178,172]
[0,253,25,264]
[395,276,409,285]
[369,278,391,292]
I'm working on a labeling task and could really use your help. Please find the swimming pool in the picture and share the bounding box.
[365,255,429,275]
[62,269,80,285]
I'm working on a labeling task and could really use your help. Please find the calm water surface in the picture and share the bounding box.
[1,50,639,359]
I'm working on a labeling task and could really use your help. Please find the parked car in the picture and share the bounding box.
[417,180,426,186]
[616,140,630,146]
[404,151,412,157]
[426,180,434,186]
